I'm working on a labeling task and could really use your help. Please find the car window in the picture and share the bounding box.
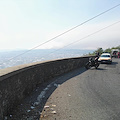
[101,55,110,57]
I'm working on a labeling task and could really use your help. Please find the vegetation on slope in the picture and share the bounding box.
[89,45,120,55]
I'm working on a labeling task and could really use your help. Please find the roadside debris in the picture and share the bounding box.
[68,94,71,97]
[54,83,60,87]
[52,104,56,107]
[44,105,49,109]
[30,106,35,109]
[4,116,7,120]
[27,110,31,112]
[40,103,57,119]
[51,111,56,114]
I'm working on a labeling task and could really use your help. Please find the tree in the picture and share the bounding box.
[104,48,111,53]
[88,45,120,56]
[95,48,103,55]
[112,45,120,50]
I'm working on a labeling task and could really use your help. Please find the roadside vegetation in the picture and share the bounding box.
[89,45,120,56]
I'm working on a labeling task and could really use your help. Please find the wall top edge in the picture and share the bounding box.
[0,56,89,79]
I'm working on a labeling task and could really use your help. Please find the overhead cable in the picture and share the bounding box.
[37,20,120,58]
[0,3,120,66]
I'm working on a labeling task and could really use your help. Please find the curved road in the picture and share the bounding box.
[40,59,120,120]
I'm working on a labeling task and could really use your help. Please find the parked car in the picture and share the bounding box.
[98,53,112,64]
[111,49,120,58]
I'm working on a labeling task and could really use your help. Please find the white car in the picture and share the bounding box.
[98,53,112,64]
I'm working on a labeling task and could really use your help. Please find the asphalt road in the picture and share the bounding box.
[6,59,120,120]
[40,59,120,120]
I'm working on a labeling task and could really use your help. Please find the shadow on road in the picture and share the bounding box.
[96,68,106,70]
[111,62,118,65]
[87,66,106,70]
[100,61,118,65]
[8,67,86,120]
[37,67,86,113]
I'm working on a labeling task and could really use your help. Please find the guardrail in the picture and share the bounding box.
[0,57,89,119]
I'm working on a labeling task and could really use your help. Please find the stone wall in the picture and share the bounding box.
[0,57,89,119]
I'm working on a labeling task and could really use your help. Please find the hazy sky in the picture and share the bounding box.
[0,0,120,50]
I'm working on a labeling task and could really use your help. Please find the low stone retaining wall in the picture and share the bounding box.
[0,57,89,119]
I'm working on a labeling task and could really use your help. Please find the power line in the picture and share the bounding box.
[0,20,120,68]
[14,20,118,63]
[0,3,120,66]
[19,3,120,50]
[28,20,120,60]
[21,3,120,49]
